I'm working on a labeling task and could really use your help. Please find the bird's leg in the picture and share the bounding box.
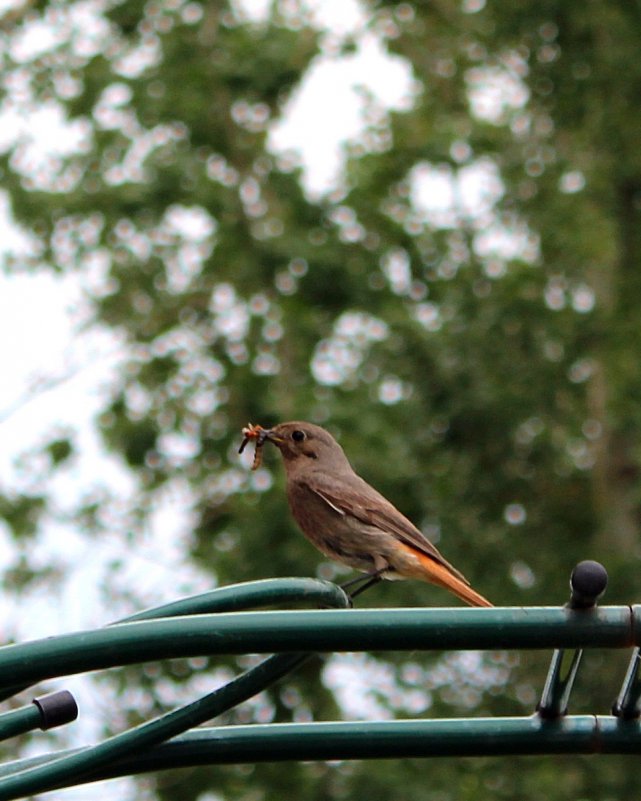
[340,568,386,599]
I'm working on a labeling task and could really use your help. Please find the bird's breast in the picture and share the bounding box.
[286,480,342,538]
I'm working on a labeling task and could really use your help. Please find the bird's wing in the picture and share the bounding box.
[302,471,469,584]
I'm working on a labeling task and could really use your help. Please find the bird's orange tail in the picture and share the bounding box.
[413,551,493,607]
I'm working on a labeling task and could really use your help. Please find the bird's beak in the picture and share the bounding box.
[262,429,285,445]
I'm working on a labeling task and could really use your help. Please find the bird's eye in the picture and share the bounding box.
[292,430,306,442]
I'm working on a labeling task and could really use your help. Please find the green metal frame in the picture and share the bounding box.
[0,570,639,800]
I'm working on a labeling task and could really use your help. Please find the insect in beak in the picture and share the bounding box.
[239,423,269,470]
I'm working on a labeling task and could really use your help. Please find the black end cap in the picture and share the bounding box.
[33,690,78,730]
[569,560,608,609]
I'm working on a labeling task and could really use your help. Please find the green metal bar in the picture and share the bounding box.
[0,606,635,691]
[120,578,350,622]
[0,578,350,703]
[1,715,641,791]
[613,647,641,719]
[0,652,310,801]
[0,579,353,799]
[0,705,42,743]
[122,715,640,761]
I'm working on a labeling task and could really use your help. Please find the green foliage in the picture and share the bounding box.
[0,492,46,540]
[45,438,73,466]
[2,0,641,798]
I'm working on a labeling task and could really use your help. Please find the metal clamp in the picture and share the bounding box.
[537,560,608,719]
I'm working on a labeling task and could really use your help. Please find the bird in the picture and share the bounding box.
[241,421,492,606]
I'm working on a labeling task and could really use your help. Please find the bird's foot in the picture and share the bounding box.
[340,570,384,600]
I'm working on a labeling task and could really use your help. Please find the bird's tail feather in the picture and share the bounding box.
[413,551,493,607]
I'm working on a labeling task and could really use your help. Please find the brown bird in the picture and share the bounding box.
[243,421,491,607]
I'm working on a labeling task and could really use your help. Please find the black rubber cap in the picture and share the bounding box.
[569,560,608,609]
[33,690,79,730]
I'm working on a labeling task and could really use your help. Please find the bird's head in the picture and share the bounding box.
[261,421,351,471]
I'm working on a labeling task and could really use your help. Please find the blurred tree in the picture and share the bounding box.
[1,0,640,799]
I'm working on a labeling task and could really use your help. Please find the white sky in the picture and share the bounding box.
[269,30,415,194]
